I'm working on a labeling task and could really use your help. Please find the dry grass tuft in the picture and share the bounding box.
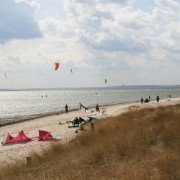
[0,104,179,179]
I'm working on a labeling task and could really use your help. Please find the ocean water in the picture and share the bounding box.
[0,86,180,125]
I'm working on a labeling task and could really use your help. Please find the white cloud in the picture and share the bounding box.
[0,0,180,88]
[154,0,180,10]
[15,0,40,9]
[24,0,180,84]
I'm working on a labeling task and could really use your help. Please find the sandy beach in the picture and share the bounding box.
[0,98,180,165]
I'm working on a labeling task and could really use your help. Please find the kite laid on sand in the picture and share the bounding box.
[2,130,61,145]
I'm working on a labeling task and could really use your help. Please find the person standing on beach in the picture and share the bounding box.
[79,103,82,110]
[156,96,159,102]
[96,103,100,112]
[65,104,68,113]
[141,98,144,104]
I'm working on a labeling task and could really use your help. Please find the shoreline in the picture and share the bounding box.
[0,101,139,127]
[0,97,180,165]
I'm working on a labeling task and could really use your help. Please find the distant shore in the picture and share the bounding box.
[0,97,180,165]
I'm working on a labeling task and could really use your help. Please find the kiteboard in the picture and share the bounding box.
[68,121,86,128]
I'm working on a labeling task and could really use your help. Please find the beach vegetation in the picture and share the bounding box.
[0,104,179,179]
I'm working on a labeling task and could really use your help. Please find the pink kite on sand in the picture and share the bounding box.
[38,130,55,141]
[2,130,31,145]
[2,130,61,145]
[33,130,61,141]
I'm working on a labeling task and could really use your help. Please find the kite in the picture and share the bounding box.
[54,63,60,71]
[134,42,144,50]
[4,71,12,78]
[70,67,77,74]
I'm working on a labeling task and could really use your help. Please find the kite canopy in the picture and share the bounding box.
[134,42,144,50]
[38,130,61,141]
[4,70,12,78]
[54,62,60,71]
[2,130,61,145]
[3,130,31,145]
[70,67,77,74]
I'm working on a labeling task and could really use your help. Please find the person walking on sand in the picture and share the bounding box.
[65,104,68,113]
[96,103,100,112]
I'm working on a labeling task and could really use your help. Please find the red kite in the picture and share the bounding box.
[54,63,60,71]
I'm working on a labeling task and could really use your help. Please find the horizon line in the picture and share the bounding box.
[0,84,180,91]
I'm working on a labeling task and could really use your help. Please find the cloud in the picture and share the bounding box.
[154,0,180,10]
[0,0,42,44]
[67,0,130,4]
[1,0,180,88]
[39,0,179,66]
[15,0,40,9]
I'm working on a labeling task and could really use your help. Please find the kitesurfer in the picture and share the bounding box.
[79,103,82,110]
[79,117,85,123]
[156,96,159,102]
[65,104,68,113]
[79,103,89,113]
[73,117,79,126]
[96,103,100,112]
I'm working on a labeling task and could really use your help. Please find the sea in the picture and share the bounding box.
[0,86,180,126]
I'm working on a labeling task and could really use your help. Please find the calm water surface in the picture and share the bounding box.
[0,86,180,125]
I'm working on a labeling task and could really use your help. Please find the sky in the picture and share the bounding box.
[0,0,180,89]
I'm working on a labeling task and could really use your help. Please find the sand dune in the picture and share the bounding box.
[0,98,180,165]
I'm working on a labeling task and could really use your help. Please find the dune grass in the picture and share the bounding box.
[0,104,180,180]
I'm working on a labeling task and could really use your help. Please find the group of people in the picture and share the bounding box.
[140,96,160,104]
[64,103,100,114]
[64,103,100,128]
[72,117,86,126]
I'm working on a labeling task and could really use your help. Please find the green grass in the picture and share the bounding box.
[0,104,180,180]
